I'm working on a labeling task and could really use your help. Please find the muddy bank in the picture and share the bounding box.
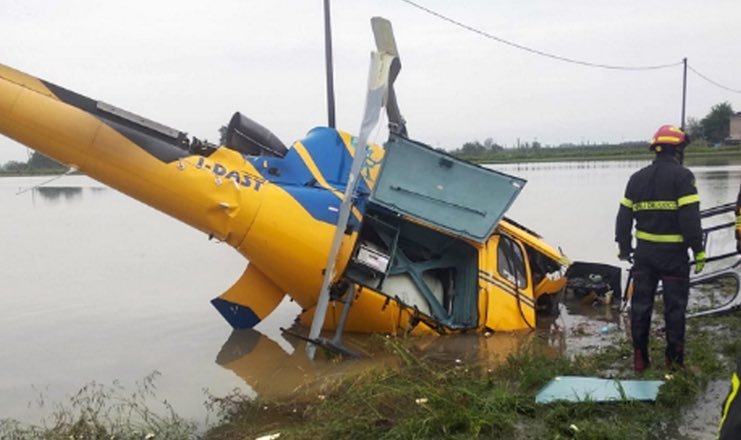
[202,297,740,440]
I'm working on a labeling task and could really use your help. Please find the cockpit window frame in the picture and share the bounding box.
[497,234,528,290]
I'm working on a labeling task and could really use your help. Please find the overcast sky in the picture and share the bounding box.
[1,0,740,163]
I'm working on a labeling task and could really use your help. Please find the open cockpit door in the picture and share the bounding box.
[370,136,526,243]
[341,137,527,331]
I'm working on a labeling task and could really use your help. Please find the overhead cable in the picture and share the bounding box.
[688,65,741,94]
[399,0,683,71]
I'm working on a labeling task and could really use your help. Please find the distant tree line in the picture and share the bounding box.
[451,102,739,162]
[451,140,654,163]
[0,151,67,174]
[1,102,737,171]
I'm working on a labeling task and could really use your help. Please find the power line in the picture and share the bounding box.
[399,0,683,71]
[688,65,741,94]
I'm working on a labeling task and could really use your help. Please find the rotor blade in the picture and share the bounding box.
[306,18,398,359]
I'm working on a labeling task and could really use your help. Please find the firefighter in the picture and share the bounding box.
[615,124,705,373]
[719,357,741,440]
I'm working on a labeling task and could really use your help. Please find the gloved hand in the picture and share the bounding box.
[694,250,706,274]
[617,246,634,264]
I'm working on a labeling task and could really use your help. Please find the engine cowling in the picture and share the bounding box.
[225,112,288,157]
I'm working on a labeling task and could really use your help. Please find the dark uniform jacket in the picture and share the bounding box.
[615,154,703,260]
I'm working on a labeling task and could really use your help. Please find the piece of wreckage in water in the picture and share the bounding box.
[566,202,741,317]
[610,202,741,317]
[0,18,579,346]
[564,262,622,307]
[685,202,741,318]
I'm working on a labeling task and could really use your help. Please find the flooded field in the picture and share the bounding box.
[1,158,739,432]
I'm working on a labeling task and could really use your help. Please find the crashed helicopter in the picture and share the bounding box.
[1,18,577,354]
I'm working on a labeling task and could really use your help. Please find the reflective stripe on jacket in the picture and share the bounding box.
[720,360,741,440]
[615,154,703,254]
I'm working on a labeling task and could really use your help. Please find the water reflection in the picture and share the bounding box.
[492,160,651,173]
[34,186,83,202]
[90,187,108,195]
[686,155,741,167]
[702,170,733,181]
[215,312,592,399]
[215,329,400,399]
[560,295,623,324]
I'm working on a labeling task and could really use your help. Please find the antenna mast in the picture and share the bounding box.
[323,0,336,128]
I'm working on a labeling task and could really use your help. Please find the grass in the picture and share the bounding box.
[0,372,197,440]
[1,314,738,440]
[202,313,740,440]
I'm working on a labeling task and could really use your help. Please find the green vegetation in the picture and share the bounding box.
[0,311,738,439]
[0,151,68,176]
[452,140,740,164]
[203,314,740,440]
[450,101,740,164]
[688,101,736,145]
[0,372,196,440]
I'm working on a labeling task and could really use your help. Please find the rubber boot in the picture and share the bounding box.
[665,345,684,371]
[634,348,651,374]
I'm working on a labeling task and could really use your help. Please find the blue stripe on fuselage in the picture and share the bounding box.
[245,127,368,226]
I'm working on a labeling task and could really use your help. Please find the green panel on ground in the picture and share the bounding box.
[535,376,664,403]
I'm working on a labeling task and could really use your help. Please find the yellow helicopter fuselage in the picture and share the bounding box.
[0,63,567,336]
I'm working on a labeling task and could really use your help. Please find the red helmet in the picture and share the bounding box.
[650,125,688,152]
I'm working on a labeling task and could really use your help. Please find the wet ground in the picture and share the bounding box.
[148,253,738,437]
[680,379,728,440]
[216,288,733,438]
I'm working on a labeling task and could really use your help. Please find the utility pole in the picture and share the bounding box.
[323,0,336,128]
[681,57,687,130]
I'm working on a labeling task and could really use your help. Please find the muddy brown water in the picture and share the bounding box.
[1,159,739,432]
